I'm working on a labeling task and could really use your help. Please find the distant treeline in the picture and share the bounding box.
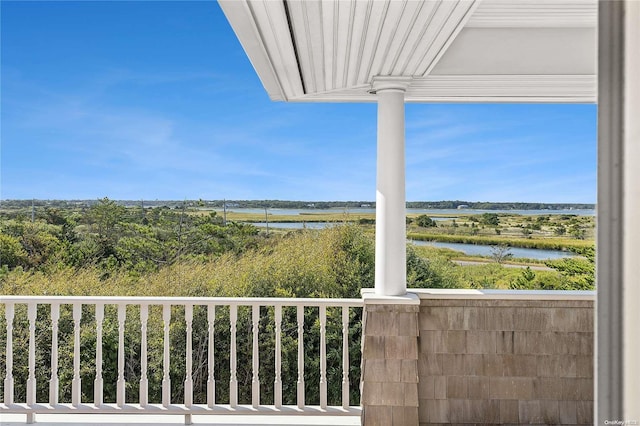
[1,199,595,210]
[405,201,595,210]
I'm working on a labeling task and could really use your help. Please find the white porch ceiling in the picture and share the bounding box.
[218,0,597,103]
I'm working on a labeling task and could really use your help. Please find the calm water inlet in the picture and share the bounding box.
[411,240,577,260]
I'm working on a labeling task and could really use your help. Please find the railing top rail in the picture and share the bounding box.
[410,288,596,300]
[0,295,363,307]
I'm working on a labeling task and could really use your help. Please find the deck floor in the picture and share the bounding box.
[0,413,361,426]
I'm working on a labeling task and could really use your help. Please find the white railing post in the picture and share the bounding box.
[116,304,127,407]
[4,303,14,405]
[207,305,216,408]
[341,306,350,409]
[94,304,104,407]
[319,306,327,410]
[229,305,238,408]
[116,304,126,407]
[139,304,148,407]
[72,304,82,407]
[162,304,171,407]
[26,303,37,413]
[50,303,60,405]
[184,304,194,408]
[252,304,260,408]
[296,305,305,409]
[274,305,282,409]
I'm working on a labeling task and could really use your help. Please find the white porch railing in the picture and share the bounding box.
[0,296,363,424]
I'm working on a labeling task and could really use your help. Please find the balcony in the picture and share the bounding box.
[1,290,595,425]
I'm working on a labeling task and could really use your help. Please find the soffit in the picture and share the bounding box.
[218,0,597,103]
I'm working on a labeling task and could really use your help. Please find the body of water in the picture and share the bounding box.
[410,240,577,260]
[228,207,594,216]
[252,222,577,260]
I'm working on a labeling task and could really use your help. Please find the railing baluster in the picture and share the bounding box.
[184,304,193,407]
[95,304,104,407]
[252,304,260,408]
[319,306,327,409]
[207,305,215,408]
[50,304,60,405]
[0,296,363,417]
[342,306,350,409]
[162,304,171,407]
[296,305,305,409]
[4,303,14,405]
[26,303,37,408]
[72,304,82,407]
[139,304,148,407]
[274,305,282,409]
[229,305,238,408]
[117,304,126,407]
[184,304,194,426]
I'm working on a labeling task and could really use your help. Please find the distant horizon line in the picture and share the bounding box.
[1,198,596,206]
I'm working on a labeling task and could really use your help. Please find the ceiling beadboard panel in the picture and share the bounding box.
[407,74,597,101]
[219,0,597,103]
[466,0,597,28]
[431,27,596,76]
[288,0,479,93]
[242,1,304,99]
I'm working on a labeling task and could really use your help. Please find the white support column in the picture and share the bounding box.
[372,76,412,297]
[597,1,640,422]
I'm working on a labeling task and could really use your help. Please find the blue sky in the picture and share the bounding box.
[1,1,597,203]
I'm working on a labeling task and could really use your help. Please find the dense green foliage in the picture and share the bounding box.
[0,199,595,406]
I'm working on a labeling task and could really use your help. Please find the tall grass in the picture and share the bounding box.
[0,225,372,405]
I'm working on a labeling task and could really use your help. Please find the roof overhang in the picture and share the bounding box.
[219,0,596,103]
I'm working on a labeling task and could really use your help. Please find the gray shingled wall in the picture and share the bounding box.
[361,303,420,425]
[417,298,594,425]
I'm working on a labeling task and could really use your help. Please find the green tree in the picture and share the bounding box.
[480,213,499,226]
[87,197,126,240]
[510,267,536,289]
[0,234,28,268]
[416,215,437,228]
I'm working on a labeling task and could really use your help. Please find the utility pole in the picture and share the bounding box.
[264,207,269,236]
[31,199,35,222]
[223,199,227,226]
